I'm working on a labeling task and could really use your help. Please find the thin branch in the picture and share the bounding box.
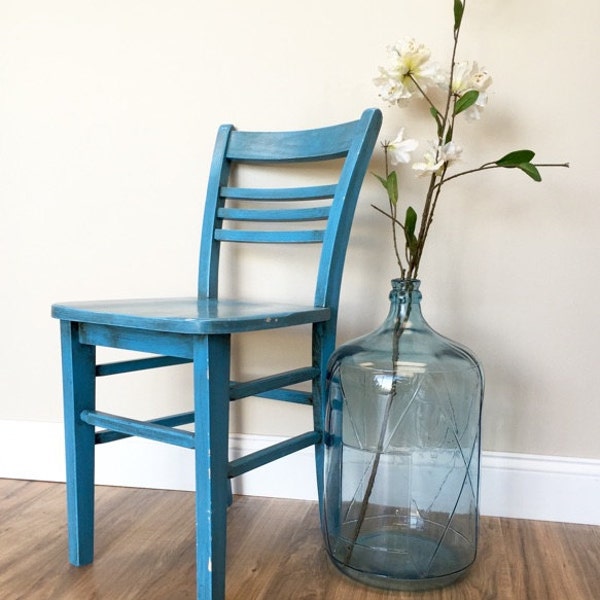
[435,161,570,188]
[533,162,570,168]
[408,74,440,114]
[371,204,405,229]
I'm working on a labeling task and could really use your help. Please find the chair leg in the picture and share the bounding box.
[312,321,333,527]
[60,321,97,566]
[193,335,231,600]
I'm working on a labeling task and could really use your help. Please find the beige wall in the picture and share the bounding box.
[1,0,598,460]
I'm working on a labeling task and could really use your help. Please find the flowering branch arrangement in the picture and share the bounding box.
[341,0,569,568]
[372,0,569,280]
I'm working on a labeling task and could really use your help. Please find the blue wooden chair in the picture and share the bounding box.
[51,108,382,599]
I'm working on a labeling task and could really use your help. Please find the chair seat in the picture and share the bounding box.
[51,297,330,334]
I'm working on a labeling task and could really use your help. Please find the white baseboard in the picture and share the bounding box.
[1,420,599,525]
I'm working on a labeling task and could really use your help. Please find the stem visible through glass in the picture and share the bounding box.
[343,282,414,565]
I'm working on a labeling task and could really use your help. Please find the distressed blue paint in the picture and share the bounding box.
[60,321,96,567]
[213,228,326,244]
[81,410,196,448]
[95,411,195,444]
[224,122,360,162]
[78,322,196,358]
[51,108,382,600]
[247,387,313,405]
[96,355,192,376]
[192,335,231,599]
[216,206,330,222]
[53,299,331,334]
[220,183,336,201]
[229,366,318,400]
[228,431,321,478]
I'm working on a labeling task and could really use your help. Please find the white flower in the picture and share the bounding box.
[439,140,462,163]
[451,61,493,120]
[374,38,443,106]
[412,147,444,176]
[387,128,419,165]
[412,141,462,176]
[452,61,492,95]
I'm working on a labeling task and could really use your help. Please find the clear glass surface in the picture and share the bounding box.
[323,279,484,590]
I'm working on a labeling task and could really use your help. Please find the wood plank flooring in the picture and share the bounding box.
[1,479,598,599]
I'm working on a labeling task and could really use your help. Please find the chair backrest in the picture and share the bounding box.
[198,108,382,311]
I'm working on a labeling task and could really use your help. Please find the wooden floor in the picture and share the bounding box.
[1,479,598,599]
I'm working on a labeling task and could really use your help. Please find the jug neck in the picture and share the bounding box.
[386,279,424,325]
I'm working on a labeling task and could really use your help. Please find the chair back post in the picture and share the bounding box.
[314,107,382,320]
[310,109,382,504]
[198,124,235,299]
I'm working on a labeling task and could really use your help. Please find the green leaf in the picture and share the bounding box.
[454,90,479,116]
[492,150,542,182]
[386,171,399,205]
[373,171,399,205]
[445,124,454,145]
[373,173,387,188]
[430,106,444,138]
[404,207,418,257]
[404,206,417,237]
[495,150,536,167]
[518,163,542,182]
[454,0,464,31]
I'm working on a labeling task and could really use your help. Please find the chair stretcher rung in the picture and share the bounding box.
[253,388,312,405]
[82,410,195,449]
[228,431,321,478]
[94,411,195,444]
[96,356,192,377]
[229,366,319,400]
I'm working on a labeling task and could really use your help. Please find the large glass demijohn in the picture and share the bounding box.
[323,279,484,590]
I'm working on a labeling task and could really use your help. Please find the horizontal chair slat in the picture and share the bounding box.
[225,123,357,162]
[217,206,330,222]
[220,184,336,201]
[214,229,325,244]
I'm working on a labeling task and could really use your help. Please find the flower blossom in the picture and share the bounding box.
[451,61,493,120]
[412,141,462,176]
[386,128,419,165]
[374,38,442,105]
